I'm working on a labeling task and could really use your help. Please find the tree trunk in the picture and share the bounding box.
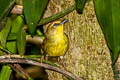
[43,0,114,80]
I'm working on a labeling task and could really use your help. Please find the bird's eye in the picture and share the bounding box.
[53,23,60,26]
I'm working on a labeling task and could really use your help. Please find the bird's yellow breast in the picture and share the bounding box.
[43,34,68,57]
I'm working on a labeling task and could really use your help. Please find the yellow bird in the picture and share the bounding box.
[43,19,68,57]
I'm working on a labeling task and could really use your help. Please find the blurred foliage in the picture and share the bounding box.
[0,65,12,80]
[94,0,120,79]
[75,0,87,14]
[17,28,26,56]
[94,0,120,64]
[1,18,12,48]
[23,0,48,35]
[0,0,15,21]
[0,0,48,79]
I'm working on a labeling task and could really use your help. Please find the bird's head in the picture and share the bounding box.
[45,19,67,39]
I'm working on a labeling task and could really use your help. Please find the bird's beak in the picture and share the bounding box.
[60,19,67,25]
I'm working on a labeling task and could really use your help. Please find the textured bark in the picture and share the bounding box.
[43,0,114,80]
